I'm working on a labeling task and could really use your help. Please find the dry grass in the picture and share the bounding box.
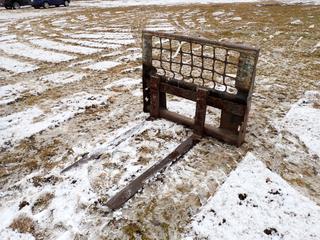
[0,2,319,239]
[9,215,36,235]
[32,192,55,214]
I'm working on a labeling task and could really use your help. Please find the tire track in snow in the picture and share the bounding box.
[0,71,86,106]
[0,92,107,149]
[0,42,75,63]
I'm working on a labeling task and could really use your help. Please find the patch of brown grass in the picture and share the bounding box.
[32,192,55,214]
[0,167,9,178]
[9,215,36,235]
[23,159,39,171]
[137,156,151,165]
[313,101,320,109]
[123,222,151,240]
[32,175,60,187]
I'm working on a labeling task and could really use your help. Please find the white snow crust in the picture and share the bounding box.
[0,164,96,240]
[74,0,320,8]
[0,43,74,62]
[0,56,38,73]
[30,39,101,55]
[0,35,16,42]
[0,92,107,148]
[0,83,29,105]
[67,32,133,40]
[0,228,35,240]
[84,61,120,71]
[40,71,85,84]
[0,71,86,106]
[185,153,320,240]
[280,91,320,156]
[60,39,122,49]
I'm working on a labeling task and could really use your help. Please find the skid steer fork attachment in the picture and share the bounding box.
[106,31,259,210]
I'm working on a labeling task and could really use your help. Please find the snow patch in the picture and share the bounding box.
[185,152,320,240]
[290,19,303,25]
[0,35,16,42]
[281,0,320,4]
[0,83,29,105]
[98,38,135,45]
[104,77,141,90]
[66,32,133,40]
[280,91,320,156]
[0,43,74,62]
[0,71,87,106]
[231,16,242,21]
[311,41,320,53]
[0,165,96,239]
[0,228,35,240]
[0,56,38,74]
[0,92,107,148]
[167,98,196,118]
[75,0,260,8]
[144,23,176,32]
[212,11,225,17]
[30,39,101,55]
[0,9,74,20]
[84,61,120,71]
[40,71,85,84]
[72,0,320,8]
[60,39,122,49]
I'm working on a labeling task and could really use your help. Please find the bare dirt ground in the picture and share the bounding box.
[0,2,319,239]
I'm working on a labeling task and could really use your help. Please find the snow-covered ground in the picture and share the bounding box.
[0,57,37,74]
[279,91,320,157]
[83,61,121,71]
[30,39,102,55]
[0,7,76,20]
[40,71,86,84]
[0,71,87,106]
[0,93,107,149]
[0,83,29,105]
[0,42,74,62]
[184,153,320,240]
[74,0,320,9]
[0,1,319,239]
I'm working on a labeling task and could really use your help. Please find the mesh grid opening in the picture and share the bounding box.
[151,36,240,95]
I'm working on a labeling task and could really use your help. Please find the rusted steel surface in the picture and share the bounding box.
[142,30,259,146]
[194,88,208,136]
[106,134,200,210]
[143,30,260,53]
[150,76,161,118]
[159,109,239,145]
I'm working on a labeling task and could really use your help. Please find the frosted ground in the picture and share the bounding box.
[0,0,320,239]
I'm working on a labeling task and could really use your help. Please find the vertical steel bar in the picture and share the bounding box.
[222,49,228,91]
[212,47,216,89]
[179,40,183,81]
[142,32,153,112]
[150,76,161,118]
[200,44,204,86]
[194,87,208,136]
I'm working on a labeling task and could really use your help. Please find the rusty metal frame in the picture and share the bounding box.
[106,31,259,210]
[142,30,259,146]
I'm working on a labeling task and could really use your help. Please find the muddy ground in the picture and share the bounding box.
[0,2,319,239]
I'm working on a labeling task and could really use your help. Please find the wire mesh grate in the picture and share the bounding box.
[151,36,241,95]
